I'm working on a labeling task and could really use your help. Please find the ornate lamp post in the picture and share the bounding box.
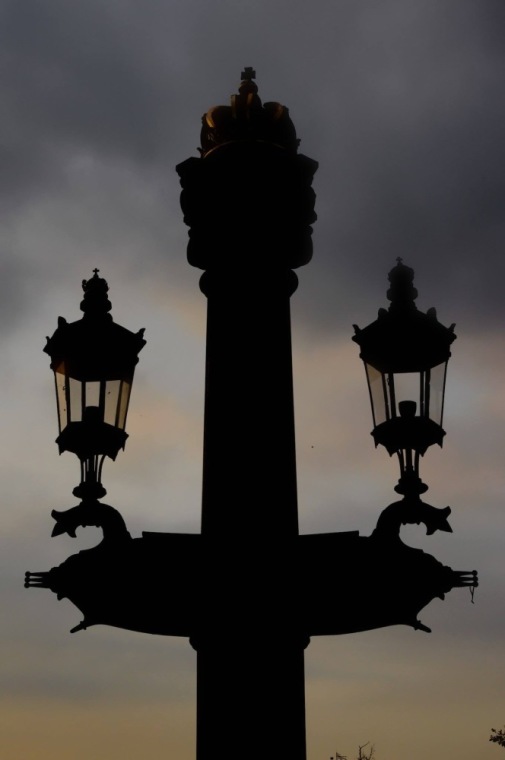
[25,71,477,760]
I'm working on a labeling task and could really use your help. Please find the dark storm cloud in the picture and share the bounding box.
[1,0,180,197]
[292,1,505,332]
[1,0,504,333]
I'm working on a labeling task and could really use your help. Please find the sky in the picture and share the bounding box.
[2,1,505,758]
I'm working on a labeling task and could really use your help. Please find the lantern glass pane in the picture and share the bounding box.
[85,381,101,409]
[365,364,387,426]
[55,370,68,432]
[69,377,82,422]
[429,362,447,426]
[390,373,420,417]
[104,379,121,426]
[117,380,131,430]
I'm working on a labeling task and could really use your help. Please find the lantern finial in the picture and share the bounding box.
[387,259,418,310]
[80,270,112,318]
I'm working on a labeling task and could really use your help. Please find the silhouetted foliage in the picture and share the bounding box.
[331,742,375,760]
[490,727,505,748]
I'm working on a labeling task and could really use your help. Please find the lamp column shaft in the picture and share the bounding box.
[195,269,307,760]
[200,271,299,538]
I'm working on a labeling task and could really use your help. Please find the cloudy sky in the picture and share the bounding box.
[2,1,505,758]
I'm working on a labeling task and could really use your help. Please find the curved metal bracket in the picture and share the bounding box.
[372,495,452,542]
[51,500,131,544]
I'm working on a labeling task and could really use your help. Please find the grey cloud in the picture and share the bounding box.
[0,0,503,340]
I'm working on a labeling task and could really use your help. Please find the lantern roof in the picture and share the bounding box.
[44,270,146,381]
[352,259,456,373]
[199,68,300,156]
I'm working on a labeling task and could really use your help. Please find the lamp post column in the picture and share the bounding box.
[194,268,307,760]
[177,71,318,760]
[200,268,299,538]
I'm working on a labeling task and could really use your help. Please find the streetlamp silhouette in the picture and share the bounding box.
[44,269,146,503]
[25,70,477,760]
[353,256,455,499]
[353,257,459,544]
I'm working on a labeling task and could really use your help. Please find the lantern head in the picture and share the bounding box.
[44,270,146,499]
[353,259,456,495]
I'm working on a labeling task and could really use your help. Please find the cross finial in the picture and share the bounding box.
[241,67,256,81]
[396,257,403,265]
[93,268,100,276]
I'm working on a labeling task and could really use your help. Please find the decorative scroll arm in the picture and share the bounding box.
[51,500,131,542]
[372,495,452,541]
